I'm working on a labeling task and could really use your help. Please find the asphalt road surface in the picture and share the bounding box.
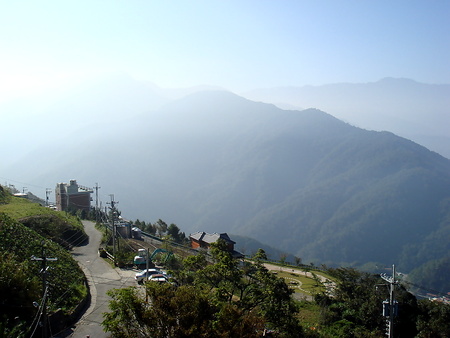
[59,220,136,338]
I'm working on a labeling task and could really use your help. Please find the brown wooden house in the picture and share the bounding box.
[189,232,243,258]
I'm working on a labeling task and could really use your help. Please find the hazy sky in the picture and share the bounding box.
[1,0,449,101]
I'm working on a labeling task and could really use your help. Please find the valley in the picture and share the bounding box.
[1,78,449,296]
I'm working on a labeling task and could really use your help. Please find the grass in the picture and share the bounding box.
[0,211,87,316]
[0,196,83,230]
[297,301,322,331]
[0,196,55,218]
[276,270,326,295]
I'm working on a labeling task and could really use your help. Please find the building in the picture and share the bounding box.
[55,180,93,212]
[189,231,243,258]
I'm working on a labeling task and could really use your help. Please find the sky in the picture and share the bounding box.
[0,0,449,101]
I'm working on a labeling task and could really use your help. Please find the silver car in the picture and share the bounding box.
[135,269,163,283]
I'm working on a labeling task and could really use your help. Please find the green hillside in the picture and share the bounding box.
[0,186,87,336]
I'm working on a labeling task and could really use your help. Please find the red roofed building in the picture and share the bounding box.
[189,231,243,258]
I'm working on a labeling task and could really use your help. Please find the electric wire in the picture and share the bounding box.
[28,294,45,335]
[400,280,449,298]
[28,286,48,338]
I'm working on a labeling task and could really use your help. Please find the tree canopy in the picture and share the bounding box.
[103,239,304,337]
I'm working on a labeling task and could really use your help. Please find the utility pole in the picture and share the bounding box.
[381,265,399,338]
[146,248,150,281]
[107,194,118,264]
[146,247,150,302]
[31,242,57,338]
[94,183,101,209]
[45,188,52,207]
[94,183,101,222]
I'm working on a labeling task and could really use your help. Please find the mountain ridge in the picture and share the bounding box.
[242,78,450,158]
[2,85,449,292]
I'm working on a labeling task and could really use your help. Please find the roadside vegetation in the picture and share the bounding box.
[0,186,88,337]
[103,240,303,337]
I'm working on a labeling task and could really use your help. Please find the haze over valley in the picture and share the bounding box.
[2,75,450,293]
[243,77,450,159]
[2,1,449,293]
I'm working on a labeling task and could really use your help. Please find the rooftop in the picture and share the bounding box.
[190,231,235,244]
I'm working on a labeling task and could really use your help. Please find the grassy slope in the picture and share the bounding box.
[0,195,83,231]
[0,188,87,319]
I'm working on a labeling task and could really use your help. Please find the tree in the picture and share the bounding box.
[253,248,268,261]
[167,223,182,243]
[155,219,168,237]
[416,299,450,337]
[103,283,265,338]
[182,239,304,336]
[102,287,151,338]
[144,222,156,235]
[316,268,386,336]
[103,239,304,337]
[315,267,418,337]
[0,252,40,335]
[0,320,27,338]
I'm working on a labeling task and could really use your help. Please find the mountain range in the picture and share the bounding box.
[1,76,449,291]
[243,78,450,159]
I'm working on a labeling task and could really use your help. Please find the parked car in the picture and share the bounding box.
[135,269,164,283]
[148,274,169,283]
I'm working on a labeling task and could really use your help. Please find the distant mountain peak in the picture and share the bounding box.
[375,77,421,85]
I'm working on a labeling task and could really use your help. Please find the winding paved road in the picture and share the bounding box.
[60,221,135,338]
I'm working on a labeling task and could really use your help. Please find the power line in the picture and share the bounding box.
[28,291,46,337]
[28,290,46,338]
[31,242,57,338]
[401,280,449,298]
[0,176,48,190]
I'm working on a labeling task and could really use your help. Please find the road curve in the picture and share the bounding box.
[59,220,135,338]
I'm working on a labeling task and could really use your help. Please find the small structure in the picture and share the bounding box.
[189,231,243,258]
[131,227,142,240]
[116,221,132,239]
[55,180,93,212]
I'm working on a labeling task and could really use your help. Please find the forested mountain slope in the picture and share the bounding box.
[243,78,450,158]
[3,90,450,292]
